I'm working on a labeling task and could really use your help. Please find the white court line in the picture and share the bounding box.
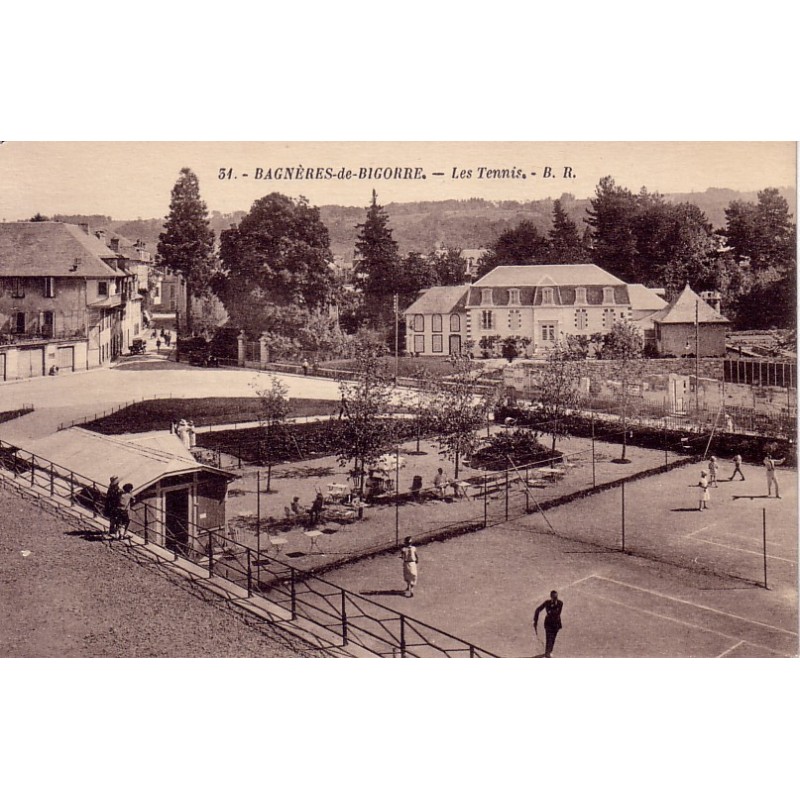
[685,523,717,539]
[559,574,598,591]
[717,640,745,658]
[576,590,792,657]
[589,576,798,637]
[692,537,797,565]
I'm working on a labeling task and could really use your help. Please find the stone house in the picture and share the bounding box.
[404,284,470,356]
[650,284,730,357]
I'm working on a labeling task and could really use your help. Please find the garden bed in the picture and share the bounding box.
[79,397,342,435]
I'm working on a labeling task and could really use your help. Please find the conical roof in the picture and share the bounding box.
[650,284,728,324]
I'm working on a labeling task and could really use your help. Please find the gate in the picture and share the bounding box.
[57,346,75,372]
[18,348,45,378]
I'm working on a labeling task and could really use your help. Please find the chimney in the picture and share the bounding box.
[109,237,120,252]
[700,290,722,313]
[95,229,106,244]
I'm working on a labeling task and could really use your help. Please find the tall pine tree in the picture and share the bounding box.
[548,199,588,263]
[353,190,401,322]
[157,167,215,334]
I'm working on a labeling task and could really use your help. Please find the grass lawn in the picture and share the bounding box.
[321,355,461,379]
[80,397,342,435]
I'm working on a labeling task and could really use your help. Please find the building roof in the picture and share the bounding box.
[24,428,235,495]
[472,264,626,287]
[650,284,729,325]
[467,284,630,307]
[0,222,122,278]
[627,283,667,312]
[404,284,470,315]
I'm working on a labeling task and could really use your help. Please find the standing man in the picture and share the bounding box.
[708,456,719,488]
[400,536,419,597]
[730,453,745,481]
[533,590,563,658]
[104,476,122,538]
[764,454,785,499]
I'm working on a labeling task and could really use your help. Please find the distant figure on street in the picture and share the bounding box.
[533,590,563,657]
[764,455,785,499]
[302,359,309,376]
[698,470,710,511]
[730,454,745,481]
[116,483,135,539]
[433,467,447,498]
[104,476,122,537]
[725,414,734,433]
[156,338,162,353]
[400,536,419,597]
[708,456,718,487]
[309,491,324,526]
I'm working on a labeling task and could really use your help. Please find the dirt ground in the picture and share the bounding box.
[0,487,327,658]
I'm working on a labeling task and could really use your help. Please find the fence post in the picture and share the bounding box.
[591,417,596,488]
[143,503,149,545]
[247,548,253,597]
[483,475,488,529]
[69,472,74,505]
[207,529,214,577]
[525,467,529,513]
[30,456,35,487]
[290,567,297,620]
[399,614,406,658]
[505,468,509,521]
[49,463,54,496]
[341,588,348,646]
[91,481,97,517]
[762,508,768,590]
[621,482,626,552]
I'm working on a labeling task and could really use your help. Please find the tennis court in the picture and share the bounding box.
[322,459,797,657]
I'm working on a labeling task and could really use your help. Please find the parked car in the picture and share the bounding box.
[129,338,147,355]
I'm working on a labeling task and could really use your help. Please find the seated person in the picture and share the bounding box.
[433,467,447,498]
[290,496,302,516]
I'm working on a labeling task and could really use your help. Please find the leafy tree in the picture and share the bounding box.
[476,220,550,277]
[215,192,336,338]
[253,375,290,491]
[29,212,50,222]
[599,321,643,462]
[425,355,498,478]
[428,247,468,285]
[548,199,589,263]
[536,342,584,452]
[353,190,401,323]
[157,167,216,334]
[337,339,395,494]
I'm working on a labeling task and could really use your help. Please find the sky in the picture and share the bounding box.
[0,141,795,222]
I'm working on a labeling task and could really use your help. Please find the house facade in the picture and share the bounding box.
[465,264,636,355]
[651,284,730,357]
[0,222,142,379]
[404,284,470,356]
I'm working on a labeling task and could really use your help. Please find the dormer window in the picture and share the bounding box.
[603,287,615,304]
[481,288,493,305]
[575,287,587,305]
[541,287,554,305]
[508,288,520,305]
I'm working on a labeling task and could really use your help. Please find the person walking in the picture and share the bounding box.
[533,590,563,658]
[302,358,309,376]
[156,337,162,353]
[698,470,710,511]
[104,476,122,537]
[764,454,785,499]
[400,536,419,597]
[730,453,745,481]
[708,456,719,488]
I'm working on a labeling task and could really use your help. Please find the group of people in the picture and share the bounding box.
[698,453,785,510]
[103,476,135,539]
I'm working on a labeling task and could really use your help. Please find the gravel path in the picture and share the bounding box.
[0,487,324,658]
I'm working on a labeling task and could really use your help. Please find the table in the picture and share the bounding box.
[534,467,566,483]
[268,535,288,554]
[303,529,324,553]
[326,483,350,503]
[451,480,471,500]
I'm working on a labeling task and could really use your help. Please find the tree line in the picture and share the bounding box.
[154,168,796,359]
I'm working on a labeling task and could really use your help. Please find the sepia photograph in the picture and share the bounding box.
[0,141,796,660]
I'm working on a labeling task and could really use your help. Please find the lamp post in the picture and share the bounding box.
[695,299,700,417]
[393,293,399,384]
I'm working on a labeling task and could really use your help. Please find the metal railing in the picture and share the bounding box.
[0,436,497,658]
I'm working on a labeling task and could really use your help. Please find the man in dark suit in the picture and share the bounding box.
[533,590,564,657]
